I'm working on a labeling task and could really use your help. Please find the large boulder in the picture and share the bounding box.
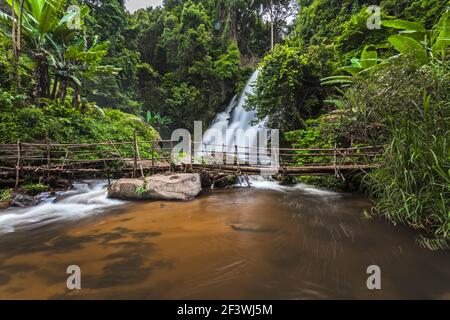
[108,173,202,201]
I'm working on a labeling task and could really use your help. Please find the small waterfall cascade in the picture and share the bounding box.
[201,70,273,164]
[0,181,124,235]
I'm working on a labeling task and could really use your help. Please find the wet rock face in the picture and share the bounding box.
[107,173,202,201]
[213,175,237,188]
[199,172,237,189]
[276,174,297,185]
[200,172,213,188]
[10,193,39,208]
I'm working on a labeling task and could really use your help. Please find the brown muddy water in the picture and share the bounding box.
[0,180,449,300]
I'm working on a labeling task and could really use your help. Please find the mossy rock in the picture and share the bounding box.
[214,175,238,188]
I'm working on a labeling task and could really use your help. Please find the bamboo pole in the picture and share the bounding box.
[135,139,145,178]
[170,140,174,172]
[46,131,51,181]
[151,142,155,175]
[132,130,137,179]
[333,142,337,177]
[15,139,22,188]
[108,139,127,168]
[103,159,111,186]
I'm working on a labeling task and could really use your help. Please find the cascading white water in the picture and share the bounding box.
[0,181,124,235]
[201,71,336,193]
[202,70,266,157]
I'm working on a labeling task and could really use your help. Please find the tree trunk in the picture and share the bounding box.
[11,0,16,58]
[15,0,24,89]
[72,89,81,108]
[33,52,50,100]
[51,76,59,100]
[231,15,237,41]
[58,78,68,101]
[17,0,24,54]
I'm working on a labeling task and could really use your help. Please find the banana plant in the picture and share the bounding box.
[382,9,450,62]
[47,34,116,103]
[321,8,449,87]
[0,0,82,98]
[431,9,450,58]
[321,45,382,86]
[1,0,116,107]
[146,111,172,130]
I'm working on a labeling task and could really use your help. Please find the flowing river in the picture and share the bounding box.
[0,180,449,299]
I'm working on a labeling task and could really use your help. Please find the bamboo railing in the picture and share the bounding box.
[0,134,384,185]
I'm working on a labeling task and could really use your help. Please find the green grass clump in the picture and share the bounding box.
[23,183,49,196]
[0,189,12,202]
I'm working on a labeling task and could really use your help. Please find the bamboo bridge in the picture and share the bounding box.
[0,135,384,187]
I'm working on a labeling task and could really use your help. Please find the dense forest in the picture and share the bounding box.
[0,0,449,241]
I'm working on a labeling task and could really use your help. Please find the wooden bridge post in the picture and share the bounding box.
[245,146,249,165]
[333,142,337,176]
[136,139,145,178]
[190,140,194,168]
[46,131,51,181]
[203,143,207,165]
[151,142,155,175]
[170,140,174,172]
[132,129,137,178]
[222,143,225,166]
[15,139,22,189]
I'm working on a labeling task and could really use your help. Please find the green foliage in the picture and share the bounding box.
[145,111,172,131]
[128,1,251,130]
[0,100,159,144]
[294,0,445,61]
[23,183,49,196]
[336,6,389,63]
[248,44,334,132]
[136,183,149,194]
[337,60,450,240]
[383,10,450,62]
[296,176,347,191]
[321,45,381,86]
[0,188,12,202]
[285,117,347,191]
[0,0,160,153]
[75,0,140,112]
[0,0,116,105]
[285,117,336,162]
[213,42,241,80]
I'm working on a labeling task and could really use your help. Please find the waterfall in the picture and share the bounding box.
[202,70,268,160]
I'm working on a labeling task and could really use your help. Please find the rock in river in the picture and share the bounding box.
[10,193,39,208]
[108,173,202,201]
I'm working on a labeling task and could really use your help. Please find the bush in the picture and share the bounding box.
[247,44,334,133]
[337,60,450,239]
[0,101,159,146]
[0,188,12,202]
[285,117,337,165]
[23,184,49,196]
